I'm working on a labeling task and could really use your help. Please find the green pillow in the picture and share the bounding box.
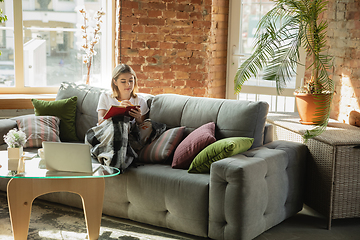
[31,96,79,142]
[188,137,254,173]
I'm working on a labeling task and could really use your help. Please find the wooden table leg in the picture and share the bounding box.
[7,177,105,240]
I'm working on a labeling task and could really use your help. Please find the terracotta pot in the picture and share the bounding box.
[294,93,331,125]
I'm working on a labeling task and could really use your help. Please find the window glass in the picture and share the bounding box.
[239,0,296,89]
[0,0,107,90]
[0,1,15,87]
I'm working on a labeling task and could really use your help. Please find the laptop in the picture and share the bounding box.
[42,142,101,173]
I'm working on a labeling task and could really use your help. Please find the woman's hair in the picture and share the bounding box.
[111,64,138,99]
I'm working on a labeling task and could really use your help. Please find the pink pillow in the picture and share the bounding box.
[172,122,216,169]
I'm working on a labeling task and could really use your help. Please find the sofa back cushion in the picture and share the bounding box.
[149,94,269,149]
[55,82,154,141]
[56,82,107,141]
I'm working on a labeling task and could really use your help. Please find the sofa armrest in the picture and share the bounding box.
[0,119,17,146]
[263,123,274,145]
[208,140,308,240]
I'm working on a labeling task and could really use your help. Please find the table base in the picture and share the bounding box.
[7,177,105,240]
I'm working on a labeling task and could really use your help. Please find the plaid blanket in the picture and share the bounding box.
[85,116,137,172]
[85,116,167,172]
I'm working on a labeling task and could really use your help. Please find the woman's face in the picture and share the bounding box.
[114,72,135,99]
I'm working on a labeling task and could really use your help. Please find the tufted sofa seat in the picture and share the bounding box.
[0,82,308,240]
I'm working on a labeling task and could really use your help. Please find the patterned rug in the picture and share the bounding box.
[0,192,194,240]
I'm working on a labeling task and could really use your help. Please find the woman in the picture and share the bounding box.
[97,64,149,125]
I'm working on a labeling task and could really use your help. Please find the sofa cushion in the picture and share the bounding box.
[0,119,17,145]
[56,82,108,141]
[118,164,210,237]
[172,122,216,169]
[16,115,61,148]
[149,94,269,149]
[32,96,78,142]
[138,127,185,163]
[188,137,254,173]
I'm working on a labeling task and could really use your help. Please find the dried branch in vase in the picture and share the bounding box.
[79,8,105,85]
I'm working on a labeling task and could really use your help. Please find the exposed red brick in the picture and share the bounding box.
[176,12,189,20]
[191,0,202,5]
[187,43,204,51]
[122,40,131,48]
[163,72,175,80]
[174,58,188,65]
[131,41,145,49]
[122,1,138,9]
[142,2,166,10]
[146,57,158,64]
[171,64,197,72]
[175,71,189,79]
[173,43,187,49]
[137,33,164,41]
[121,24,132,32]
[144,26,158,34]
[160,42,173,49]
[193,88,206,96]
[190,72,204,80]
[148,10,163,18]
[193,20,212,28]
[173,80,186,86]
[122,16,139,25]
[117,0,228,99]
[139,18,166,26]
[131,57,146,65]
[146,41,160,48]
[163,11,176,19]
[132,25,144,33]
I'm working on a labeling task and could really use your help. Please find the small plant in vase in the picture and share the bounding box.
[79,8,105,85]
[4,129,27,171]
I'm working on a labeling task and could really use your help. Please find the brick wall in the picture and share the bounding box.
[115,0,228,98]
[322,0,360,124]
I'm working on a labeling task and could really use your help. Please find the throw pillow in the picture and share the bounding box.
[138,126,185,163]
[188,137,254,173]
[172,122,216,169]
[31,96,78,142]
[16,115,61,148]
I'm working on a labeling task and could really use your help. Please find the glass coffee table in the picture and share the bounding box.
[0,151,120,240]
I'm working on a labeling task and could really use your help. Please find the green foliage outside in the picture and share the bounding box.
[0,0,8,56]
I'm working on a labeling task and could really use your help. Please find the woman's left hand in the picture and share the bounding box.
[129,107,142,124]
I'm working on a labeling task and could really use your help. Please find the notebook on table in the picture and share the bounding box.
[42,142,101,173]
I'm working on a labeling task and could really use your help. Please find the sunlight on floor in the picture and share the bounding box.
[0,226,191,240]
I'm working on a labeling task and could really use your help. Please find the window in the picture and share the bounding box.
[226,0,305,112]
[0,0,114,94]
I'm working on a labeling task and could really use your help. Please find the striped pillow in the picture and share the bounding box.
[138,127,185,163]
[16,115,61,148]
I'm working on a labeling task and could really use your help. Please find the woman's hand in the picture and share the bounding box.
[119,100,133,107]
[129,107,143,124]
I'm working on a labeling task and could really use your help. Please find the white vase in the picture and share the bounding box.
[8,147,23,171]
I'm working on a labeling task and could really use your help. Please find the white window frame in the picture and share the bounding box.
[226,0,306,103]
[0,0,115,94]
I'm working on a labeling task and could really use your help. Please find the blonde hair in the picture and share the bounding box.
[111,64,138,99]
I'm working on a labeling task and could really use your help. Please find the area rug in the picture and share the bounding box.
[0,192,194,240]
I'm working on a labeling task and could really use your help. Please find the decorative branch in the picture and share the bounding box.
[79,8,105,84]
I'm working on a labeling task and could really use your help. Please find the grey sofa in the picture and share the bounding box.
[0,82,308,240]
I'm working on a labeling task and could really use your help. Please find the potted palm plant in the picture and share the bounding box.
[234,0,334,140]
